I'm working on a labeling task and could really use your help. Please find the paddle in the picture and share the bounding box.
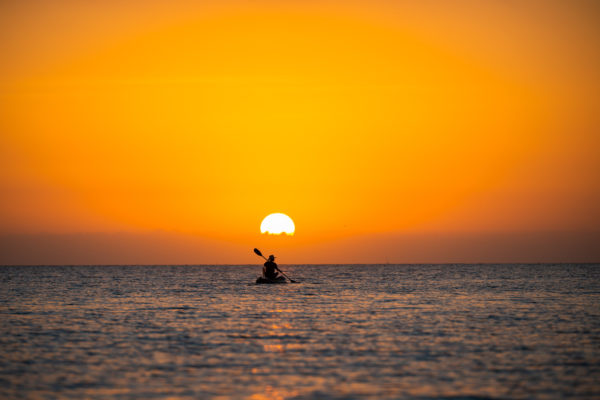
[253,248,297,283]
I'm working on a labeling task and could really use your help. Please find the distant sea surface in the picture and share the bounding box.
[1,264,599,399]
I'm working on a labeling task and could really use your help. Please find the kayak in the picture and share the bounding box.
[256,276,287,284]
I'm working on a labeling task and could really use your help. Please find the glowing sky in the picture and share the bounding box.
[1,0,599,263]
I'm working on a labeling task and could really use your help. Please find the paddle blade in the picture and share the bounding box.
[253,248,263,257]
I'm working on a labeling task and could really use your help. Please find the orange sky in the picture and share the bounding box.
[1,0,599,264]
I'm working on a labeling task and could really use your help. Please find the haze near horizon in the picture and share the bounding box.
[1,0,599,264]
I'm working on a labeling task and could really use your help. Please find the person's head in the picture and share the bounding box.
[268,255,276,261]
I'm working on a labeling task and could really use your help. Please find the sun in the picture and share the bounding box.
[260,213,295,235]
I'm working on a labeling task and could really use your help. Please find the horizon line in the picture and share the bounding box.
[2,262,598,267]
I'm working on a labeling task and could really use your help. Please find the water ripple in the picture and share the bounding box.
[1,264,599,399]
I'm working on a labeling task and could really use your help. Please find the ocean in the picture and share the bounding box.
[1,264,599,399]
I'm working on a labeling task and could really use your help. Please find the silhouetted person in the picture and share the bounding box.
[263,255,280,280]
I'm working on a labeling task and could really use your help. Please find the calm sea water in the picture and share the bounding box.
[1,264,599,399]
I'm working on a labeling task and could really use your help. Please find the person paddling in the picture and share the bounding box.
[263,255,280,280]
[253,248,297,283]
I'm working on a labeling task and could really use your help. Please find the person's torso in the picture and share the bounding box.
[264,261,277,273]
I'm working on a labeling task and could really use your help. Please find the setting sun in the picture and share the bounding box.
[1,2,598,398]
[260,213,295,235]
[0,0,598,264]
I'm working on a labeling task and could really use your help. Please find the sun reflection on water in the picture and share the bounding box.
[0,264,599,399]
[249,386,298,400]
